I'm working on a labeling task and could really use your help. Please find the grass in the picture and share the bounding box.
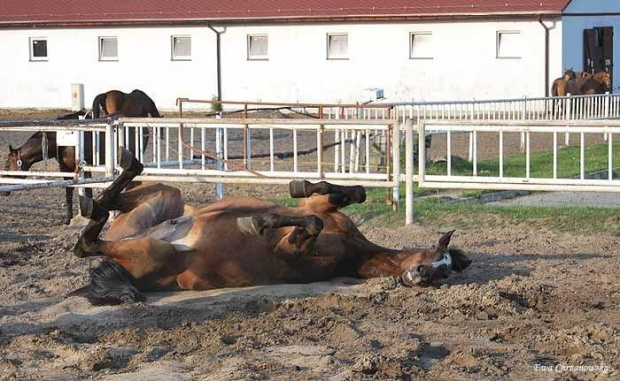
[426,141,620,179]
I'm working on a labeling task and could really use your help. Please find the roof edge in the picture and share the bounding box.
[0,11,564,29]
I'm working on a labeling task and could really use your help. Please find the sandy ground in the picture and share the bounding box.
[1,109,619,380]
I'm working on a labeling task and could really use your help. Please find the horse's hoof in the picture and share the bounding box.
[118,148,136,170]
[289,180,312,198]
[79,196,109,221]
[61,218,71,226]
[1,191,10,197]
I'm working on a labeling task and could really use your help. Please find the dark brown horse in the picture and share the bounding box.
[92,89,161,119]
[72,151,471,305]
[3,90,161,224]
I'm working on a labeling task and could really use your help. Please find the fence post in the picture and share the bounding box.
[105,122,115,179]
[604,92,610,141]
[405,119,414,225]
[392,122,400,211]
[519,97,526,153]
[565,93,572,145]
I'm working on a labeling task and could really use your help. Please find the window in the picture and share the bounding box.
[497,31,522,58]
[30,38,48,61]
[99,37,118,61]
[410,32,433,59]
[171,36,191,60]
[247,35,268,60]
[327,33,348,60]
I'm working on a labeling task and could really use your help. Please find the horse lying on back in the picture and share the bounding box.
[72,150,472,305]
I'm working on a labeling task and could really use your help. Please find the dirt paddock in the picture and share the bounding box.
[1,110,619,380]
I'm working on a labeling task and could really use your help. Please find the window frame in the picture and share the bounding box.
[247,34,269,61]
[409,31,433,60]
[171,35,192,61]
[29,37,48,62]
[326,33,349,60]
[98,36,119,62]
[496,30,522,59]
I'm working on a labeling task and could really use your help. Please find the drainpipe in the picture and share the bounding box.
[208,25,223,101]
[538,17,550,97]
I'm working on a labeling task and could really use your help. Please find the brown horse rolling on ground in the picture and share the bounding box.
[72,150,471,305]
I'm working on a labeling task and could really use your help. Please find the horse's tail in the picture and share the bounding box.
[133,89,162,118]
[92,93,108,119]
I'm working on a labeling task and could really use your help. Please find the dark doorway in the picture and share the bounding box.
[584,26,613,86]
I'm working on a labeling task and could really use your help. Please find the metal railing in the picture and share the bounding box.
[402,118,620,224]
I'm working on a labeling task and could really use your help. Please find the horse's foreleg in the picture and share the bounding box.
[237,213,324,256]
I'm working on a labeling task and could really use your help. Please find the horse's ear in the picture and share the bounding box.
[9,144,15,152]
[438,230,455,250]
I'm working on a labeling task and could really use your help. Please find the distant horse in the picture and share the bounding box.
[551,69,578,97]
[3,90,161,224]
[72,153,472,305]
[551,69,612,96]
[578,70,612,95]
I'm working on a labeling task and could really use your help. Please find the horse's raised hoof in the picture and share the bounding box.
[79,196,109,221]
[118,148,144,174]
[289,180,312,198]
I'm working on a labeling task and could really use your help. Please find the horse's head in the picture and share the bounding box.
[594,70,612,92]
[2,144,26,196]
[563,69,576,81]
[399,230,471,286]
[5,144,26,172]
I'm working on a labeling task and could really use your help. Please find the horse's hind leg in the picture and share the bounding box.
[237,213,324,256]
[96,148,143,210]
[73,197,110,258]
[289,180,366,206]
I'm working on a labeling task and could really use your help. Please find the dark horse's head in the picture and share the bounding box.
[563,69,576,81]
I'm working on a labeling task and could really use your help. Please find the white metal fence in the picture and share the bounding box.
[0,118,400,194]
[403,119,620,224]
[392,93,620,123]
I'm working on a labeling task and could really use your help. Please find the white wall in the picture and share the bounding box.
[0,19,555,109]
[222,20,551,103]
[0,26,217,110]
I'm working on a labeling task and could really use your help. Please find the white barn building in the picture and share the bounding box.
[0,0,618,110]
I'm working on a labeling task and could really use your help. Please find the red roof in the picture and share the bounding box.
[0,1,572,25]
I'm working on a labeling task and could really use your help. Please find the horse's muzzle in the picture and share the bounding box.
[401,265,429,286]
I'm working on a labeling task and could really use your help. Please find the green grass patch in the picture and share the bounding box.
[426,141,620,179]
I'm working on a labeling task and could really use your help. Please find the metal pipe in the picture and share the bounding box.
[207,25,223,102]
[405,119,414,225]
